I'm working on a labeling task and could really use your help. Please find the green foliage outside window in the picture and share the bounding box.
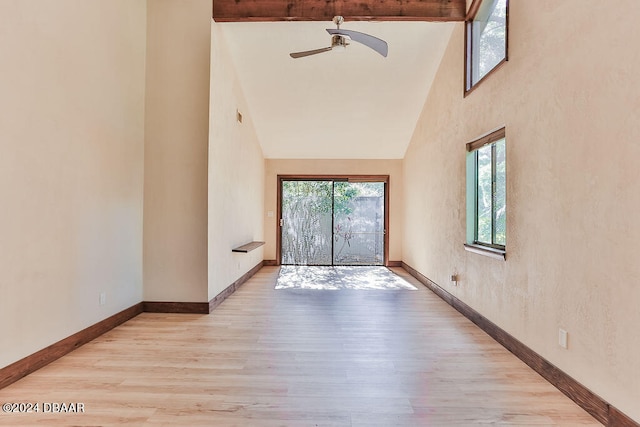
[467,0,508,90]
[282,181,383,217]
[474,139,506,248]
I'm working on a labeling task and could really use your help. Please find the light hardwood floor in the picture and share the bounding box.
[0,267,599,426]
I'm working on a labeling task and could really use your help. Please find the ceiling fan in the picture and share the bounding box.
[289,16,388,59]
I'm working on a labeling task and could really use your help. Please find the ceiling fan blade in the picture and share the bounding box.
[289,47,332,59]
[327,28,388,57]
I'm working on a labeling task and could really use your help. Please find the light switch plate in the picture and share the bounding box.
[558,328,568,349]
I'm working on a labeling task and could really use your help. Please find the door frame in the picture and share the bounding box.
[276,174,390,266]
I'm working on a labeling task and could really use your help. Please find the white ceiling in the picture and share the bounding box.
[218,20,455,159]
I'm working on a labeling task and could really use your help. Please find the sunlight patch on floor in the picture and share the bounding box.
[275,266,418,290]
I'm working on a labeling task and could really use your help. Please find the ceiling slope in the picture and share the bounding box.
[218,20,455,159]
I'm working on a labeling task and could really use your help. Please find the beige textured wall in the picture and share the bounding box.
[264,160,403,262]
[0,1,146,367]
[143,0,211,302]
[208,23,265,299]
[403,0,640,421]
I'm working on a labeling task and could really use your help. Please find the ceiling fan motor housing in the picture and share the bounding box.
[331,35,348,49]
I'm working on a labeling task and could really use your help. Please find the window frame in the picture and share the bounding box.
[464,0,509,95]
[465,127,506,260]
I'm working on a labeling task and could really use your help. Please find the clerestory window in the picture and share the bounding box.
[465,0,509,93]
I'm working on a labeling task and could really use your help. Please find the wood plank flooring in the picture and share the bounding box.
[0,267,600,426]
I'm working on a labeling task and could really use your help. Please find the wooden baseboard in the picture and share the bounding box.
[143,261,266,314]
[386,260,402,267]
[209,261,263,312]
[609,406,639,427]
[402,262,638,427]
[0,303,143,390]
[1,261,268,390]
[142,301,209,314]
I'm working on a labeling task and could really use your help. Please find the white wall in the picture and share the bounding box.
[208,23,265,299]
[264,159,403,263]
[143,0,211,303]
[0,0,266,370]
[403,0,640,421]
[0,0,147,367]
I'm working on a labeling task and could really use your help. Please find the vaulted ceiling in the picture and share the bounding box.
[213,0,466,159]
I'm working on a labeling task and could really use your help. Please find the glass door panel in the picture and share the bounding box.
[281,180,333,265]
[333,182,385,265]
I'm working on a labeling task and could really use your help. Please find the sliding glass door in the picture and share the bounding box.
[280,178,386,266]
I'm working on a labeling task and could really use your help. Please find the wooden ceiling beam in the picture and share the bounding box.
[212,0,467,22]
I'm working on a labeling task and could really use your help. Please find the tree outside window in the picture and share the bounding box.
[466,0,508,91]
[466,128,506,254]
[475,139,505,248]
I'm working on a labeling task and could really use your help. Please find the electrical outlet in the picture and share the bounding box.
[99,292,106,306]
[558,328,568,349]
[450,274,458,285]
